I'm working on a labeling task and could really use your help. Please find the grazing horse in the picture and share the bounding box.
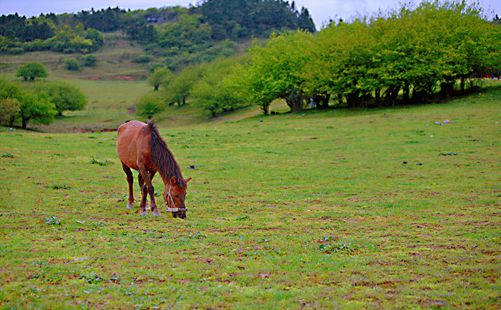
[116,120,191,218]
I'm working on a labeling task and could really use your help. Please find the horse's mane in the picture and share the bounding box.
[148,120,186,188]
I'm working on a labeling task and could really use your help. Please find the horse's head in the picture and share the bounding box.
[164,176,191,219]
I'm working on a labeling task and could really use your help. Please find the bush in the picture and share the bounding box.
[0,77,22,99]
[64,59,81,71]
[6,47,25,55]
[0,98,21,126]
[136,94,165,119]
[80,54,97,67]
[35,82,87,116]
[132,55,151,64]
[16,62,48,81]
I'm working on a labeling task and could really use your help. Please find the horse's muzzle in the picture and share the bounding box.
[172,211,186,219]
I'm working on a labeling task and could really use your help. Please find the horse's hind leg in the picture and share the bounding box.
[121,163,134,210]
[138,173,150,212]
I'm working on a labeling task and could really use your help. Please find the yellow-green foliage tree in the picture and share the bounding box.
[18,91,56,129]
[239,31,315,114]
[148,67,172,91]
[191,56,248,117]
[243,1,500,112]
[163,65,204,106]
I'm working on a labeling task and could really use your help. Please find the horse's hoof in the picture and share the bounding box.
[152,211,161,217]
[140,211,148,217]
[126,204,134,210]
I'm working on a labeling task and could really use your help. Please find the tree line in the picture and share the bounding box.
[139,1,500,118]
[0,0,315,71]
[0,14,104,54]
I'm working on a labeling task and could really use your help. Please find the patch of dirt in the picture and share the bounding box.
[72,128,116,133]
[112,75,135,81]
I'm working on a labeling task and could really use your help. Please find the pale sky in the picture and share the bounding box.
[0,0,500,29]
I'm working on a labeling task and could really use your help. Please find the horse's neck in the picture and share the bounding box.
[158,166,180,186]
[160,172,171,186]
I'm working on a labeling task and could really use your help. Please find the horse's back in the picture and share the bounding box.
[117,120,148,170]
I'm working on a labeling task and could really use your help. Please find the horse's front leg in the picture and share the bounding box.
[148,171,159,216]
[137,171,148,216]
[138,166,159,216]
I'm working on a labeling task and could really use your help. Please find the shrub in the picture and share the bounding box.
[136,94,165,119]
[16,62,48,81]
[132,55,151,64]
[80,54,97,67]
[7,47,25,55]
[64,59,81,71]
[35,82,87,116]
[0,98,21,126]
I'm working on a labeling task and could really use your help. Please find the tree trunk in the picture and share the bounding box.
[375,88,381,107]
[440,82,454,98]
[286,88,303,113]
[337,94,343,105]
[22,117,28,129]
[385,86,400,106]
[403,82,410,104]
[313,93,330,109]
[460,77,465,92]
[261,103,269,115]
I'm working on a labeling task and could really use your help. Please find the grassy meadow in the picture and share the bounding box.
[0,84,500,308]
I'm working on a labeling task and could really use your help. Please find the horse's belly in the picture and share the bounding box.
[117,121,146,170]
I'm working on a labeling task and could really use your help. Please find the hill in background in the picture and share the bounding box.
[1,0,316,71]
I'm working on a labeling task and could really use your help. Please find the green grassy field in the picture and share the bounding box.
[0,86,499,308]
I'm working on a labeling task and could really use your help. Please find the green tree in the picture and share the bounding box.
[191,56,248,117]
[36,82,87,116]
[84,28,104,51]
[16,62,48,81]
[148,67,172,91]
[242,31,314,114]
[164,65,204,106]
[18,91,56,129]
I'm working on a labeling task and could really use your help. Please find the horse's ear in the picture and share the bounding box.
[170,176,177,185]
[185,177,192,184]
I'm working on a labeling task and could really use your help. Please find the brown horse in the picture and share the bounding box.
[116,120,191,218]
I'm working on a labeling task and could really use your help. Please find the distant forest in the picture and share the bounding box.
[0,0,315,69]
